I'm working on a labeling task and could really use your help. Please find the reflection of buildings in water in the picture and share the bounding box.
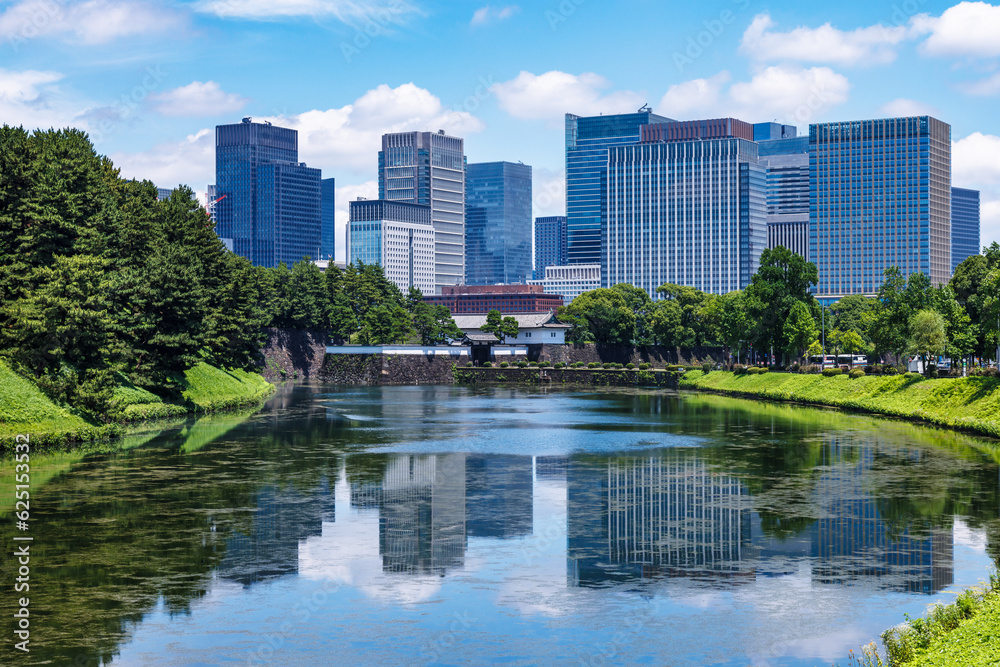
[466,455,533,538]
[535,456,568,480]
[811,446,954,594]
[567,453,752,587]
[218,483,329,586]
[349,454,468,574]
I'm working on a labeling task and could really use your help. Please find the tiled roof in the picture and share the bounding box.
[452,312,569,330]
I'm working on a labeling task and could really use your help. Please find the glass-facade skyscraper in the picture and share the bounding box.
[604,118,767,296]
[757,128,810,260]
[348,199,435,294]
[215,119,322,268]
[534,216,568,279]
[565,110,674,265]
[321,178,336,262]
[379,131,466,293]
[464,161,532,285]
[951,187,980,272]
[810,116,952,301]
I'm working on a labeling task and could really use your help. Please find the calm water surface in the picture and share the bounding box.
[2,385,999,667]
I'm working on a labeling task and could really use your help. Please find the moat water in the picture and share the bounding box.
[2,384,999,666]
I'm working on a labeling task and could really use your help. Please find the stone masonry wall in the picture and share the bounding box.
[538,344,725,367]
[259,328,329,381]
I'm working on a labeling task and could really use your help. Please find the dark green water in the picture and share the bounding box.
[2,385,999,666]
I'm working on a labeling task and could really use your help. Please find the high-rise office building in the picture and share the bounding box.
[215,118,322,267]
[534,216,568,279]
[565,109,674,265]
[604,118,767,296]
[756,125,810,260]
[527,263,601,305]
[348,199,435,295]
[321,178,336,262]
[951,187,981,272]
[810,116,952,301]
[379,131,466,293]
[465,161,532,285]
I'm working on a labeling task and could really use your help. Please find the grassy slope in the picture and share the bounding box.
[1,361,274,447]
[680,371,1000,438]
[906,592,1000,666]
[0,359,97,442]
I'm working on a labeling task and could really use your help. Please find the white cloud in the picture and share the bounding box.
[658,71,732,118]
[958,71,1000,96]
[110,128,215,195]
[0,67,89,130]
[194,0,417,23]
[953,132,1000,248]
[878,98,941,117]
[913,1,1000,58]
[532,167,564,220]
[492,70,645,122]
[740,13,908,66]
[0,0,184,46]
[150,81,250,117]
[728,66,850,125]
[260,82,483,173]
[470,4,519,26]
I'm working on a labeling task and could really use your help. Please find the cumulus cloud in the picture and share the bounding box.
[492,71,645,122]
[532,167,565,220]
[877,98,941,117]
[958,72,1000,96]
[0,0,184,46]
[470,4,519,25]
[658,72,732,118]
[110,128,215,195]
[0,67,87,129]
[913,1,1000,58]
[728,66,850,124]
[150,81,250,117]
[194,0,418,24]
[953,132,1000,247]
[740,13,908,66]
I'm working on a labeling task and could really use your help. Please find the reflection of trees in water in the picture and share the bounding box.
[1,385,997,664]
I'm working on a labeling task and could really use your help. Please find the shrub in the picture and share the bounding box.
[517,361,528,368]
[612,363,623,369]
[528,361,538,367]
[626,362,636,370]
[574,361,585,368]
[588,362,600,369]
[746,366,761,375]
[702,362,712,374]
[466,361,474,367]
[882,364,900,376]
[602,362,612,369]
[538,361,550,368]
[553,362,565,369]
[483,362,492,368]
[849,368,865,379]
[971,367,999,377]
[759,367,769,374]
[733,364,747,375]
[822,367,842,377]
[499,362,509,368]
[864,365,876,375]
[639,363,651,370]
[904,371,922,379]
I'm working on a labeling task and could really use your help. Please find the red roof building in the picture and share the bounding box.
[424,285,565,314]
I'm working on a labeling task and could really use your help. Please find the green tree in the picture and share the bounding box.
[611,283,655,345]
[480,310,504,342]
[783,301,818,365]
[412,303,462,345]
[908,309,947,371]
[558,288,635,345]
[839,330,865,366]
[830,294,873,342]
[360,303,413,345]
[744,246,818,364]
[499,315,520,343]
[654,283,710,348]
[868,267,911,359]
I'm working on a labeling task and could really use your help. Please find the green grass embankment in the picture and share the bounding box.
[866,573,1000,666]
[679,370,1000,439]
[2,361,275,448]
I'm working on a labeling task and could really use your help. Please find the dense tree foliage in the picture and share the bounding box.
[0,127,448,417]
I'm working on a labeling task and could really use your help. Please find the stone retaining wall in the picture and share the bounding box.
[321,352,470,385]
[538,344,724,367]
[453,367,680,389]
[259,328,329,381]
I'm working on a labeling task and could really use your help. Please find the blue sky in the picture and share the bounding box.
[2,0,998,261]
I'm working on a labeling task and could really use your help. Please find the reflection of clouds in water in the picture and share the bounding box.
[297,469,447,605]
[493,477,572,617]
[953,517,988,553]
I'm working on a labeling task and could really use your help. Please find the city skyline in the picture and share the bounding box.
[2,0,997,263]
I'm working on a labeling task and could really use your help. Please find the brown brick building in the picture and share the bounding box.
[424,285,564,314]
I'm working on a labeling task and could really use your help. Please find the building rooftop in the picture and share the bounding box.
[452,312,570,330]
